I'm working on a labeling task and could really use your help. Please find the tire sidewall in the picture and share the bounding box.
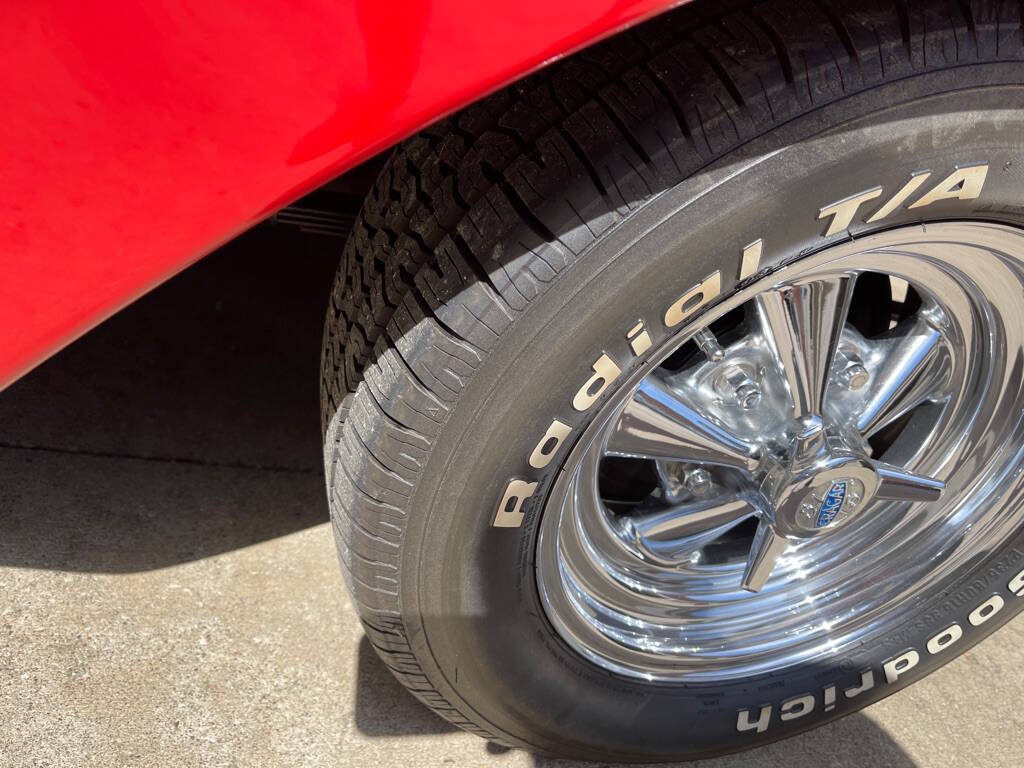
[402,75,1024,760]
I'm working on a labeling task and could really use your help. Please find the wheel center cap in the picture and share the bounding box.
[761,415,881,538]
[797,474,867,531]
[768,455,877,537]
[811,477,853,526]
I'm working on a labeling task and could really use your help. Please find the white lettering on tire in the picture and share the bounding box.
[734,570,1024,734]
[844,670,874,698]
[883,650,920,684]
[492,479,538,528]
[736,705,772,733]
[572,354,622,412]
[968,595,1004,627]
[529,420,572,469]
[780,694,815,721]
[1009,567,1024,596]
[493,163,990,532]
[926,624,963,655]
[664,271,722,328]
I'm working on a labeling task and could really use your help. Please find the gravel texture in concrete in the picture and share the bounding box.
[2,227,1023,767]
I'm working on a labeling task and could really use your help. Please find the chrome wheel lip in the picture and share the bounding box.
[536,221,1024,683]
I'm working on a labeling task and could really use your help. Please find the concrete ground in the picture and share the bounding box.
[2,225,1023,768]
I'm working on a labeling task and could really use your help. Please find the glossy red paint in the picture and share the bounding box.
[0,0,682,391]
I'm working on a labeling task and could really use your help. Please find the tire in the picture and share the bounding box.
[320,0,1024,760]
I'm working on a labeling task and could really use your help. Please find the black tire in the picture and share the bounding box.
[320,0,1024,760]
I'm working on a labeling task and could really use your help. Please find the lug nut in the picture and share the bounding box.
[655,461,686,503]
[835,349,869,390]
[839,360,869,390]
[695,328,763,409]
[684,467,713,497]
[735,381,762,409]
[718,365,762,410]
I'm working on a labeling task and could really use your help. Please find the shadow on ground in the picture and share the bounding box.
[0,225,339,572]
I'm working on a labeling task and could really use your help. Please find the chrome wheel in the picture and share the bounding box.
[536,222,1024,682]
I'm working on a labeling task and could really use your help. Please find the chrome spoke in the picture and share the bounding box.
[756,275,855,418]
[625,495,757,549]
[605,377,759,471]
[740,521,789,593]
[872,461,945,502]
[856,316,951,436]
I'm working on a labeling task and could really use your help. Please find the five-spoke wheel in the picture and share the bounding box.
[537,223,1024,682]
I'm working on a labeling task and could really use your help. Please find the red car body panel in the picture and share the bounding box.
[0,0,682,391]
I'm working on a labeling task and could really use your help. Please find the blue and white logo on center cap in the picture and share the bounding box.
[815,481,847,528]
